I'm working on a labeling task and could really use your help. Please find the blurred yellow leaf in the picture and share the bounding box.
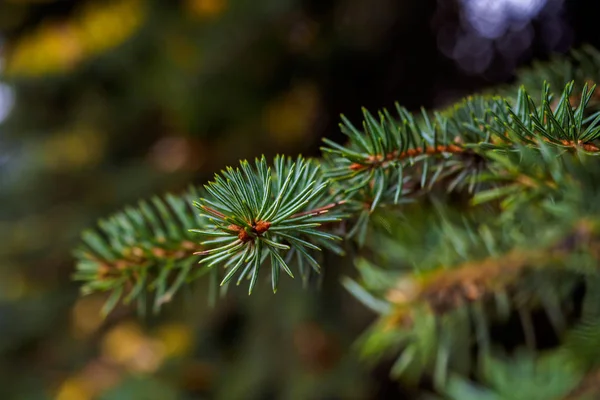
[155,323,193,358]
[55,377,92,400]
[54,360,122,400]
[42,127,106,171]
[75,0,145,57]
[101,321,166,373]
[5,0,145,77]
[102,322,145,365]
[6,23,83,76]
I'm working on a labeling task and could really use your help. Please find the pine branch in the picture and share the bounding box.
[71,46,600,398]
[72,186,206,315]
[383,222,600,316]
[323,82,600,195]
[320,82,600,244]
[349,192,600,388]
[194,155,346,294]
[511,45,600,104]
[74,80,600,314]
[442,351,582,400]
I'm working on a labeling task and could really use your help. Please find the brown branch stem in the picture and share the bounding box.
[97,240,202,279]
[349,144,465,171]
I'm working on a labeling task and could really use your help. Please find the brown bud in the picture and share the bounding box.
[238,229,253,243]
[446,144,463,153]
[227,224,242,232]
[582,142,600,152]
[97,264,111,279]
[254,220,271,234]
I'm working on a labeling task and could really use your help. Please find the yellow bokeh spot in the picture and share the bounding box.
[75,0,144,57]
[101,321,166,373]
[54,360,122,400]
[54,377,92,400]
[5,0,145,77]
[101,321,146,364]
[41,126,106,171]
[185,0,227,19]
[6,23,82,76]
[155,323,193,358]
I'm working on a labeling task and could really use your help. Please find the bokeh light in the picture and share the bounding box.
[438,0,571,75]
[0,84,14,125]
[461,0,548,39]
[0,41,15,125]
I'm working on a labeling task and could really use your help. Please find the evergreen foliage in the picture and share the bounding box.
[73,47,600,398]
[193,155,345,294]
[73,186,204,315]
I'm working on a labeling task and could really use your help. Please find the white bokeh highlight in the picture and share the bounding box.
[442,0,568,74]
[0,42,15,125]
[461,0,548,38]
[0,83,15,125]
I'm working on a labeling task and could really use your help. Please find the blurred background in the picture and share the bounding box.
[0,0,599,398]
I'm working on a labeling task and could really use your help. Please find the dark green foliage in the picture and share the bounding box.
[73,186,205,315]
[345,140,600,397]
[510,45,600,100]
[193,155,345,294]
[320,80,600,243]
[73,47,600,398]
[443,351,583,400]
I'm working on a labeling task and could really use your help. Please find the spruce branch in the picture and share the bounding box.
[319,82,600,246]
[349,186,600,388]
[72,81,600,313]
[72,186,205,315]
[442,351,583,400]
[193,155,346,294]
[73,79,600,318]
[511,45,600,105]
[67,45,600,397]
